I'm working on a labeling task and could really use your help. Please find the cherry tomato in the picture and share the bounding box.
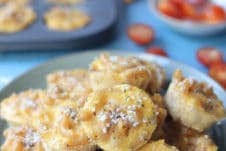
[146,47,168,57]
[196,47,224,67]
[180,1,197,19]
[128,24,154,45]
[209,63,226,89]
[169,0,183,6]
[187,0,207,6]
[202,4,226,24]
[158,0,182,19]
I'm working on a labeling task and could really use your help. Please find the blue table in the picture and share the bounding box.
[0,0,225,89]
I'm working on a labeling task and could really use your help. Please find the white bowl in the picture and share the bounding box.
[149,0,226,36]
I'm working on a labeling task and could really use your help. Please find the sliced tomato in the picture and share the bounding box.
[202,4,226,24]
[209,63,226,89]
[127,24,154,45]
[146,47,168,57]
[158,0,182,19]
[196,47,224,67]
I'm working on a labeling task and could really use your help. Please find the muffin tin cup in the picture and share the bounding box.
[0,0,119,51]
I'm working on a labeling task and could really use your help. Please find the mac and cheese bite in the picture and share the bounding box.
[80,84,157,151]
[163,119,218,151]
[46,69,91,94]
[1,126,45,151]
[138,140,179,151]
[44,7,90,31]
[0,3,36,33]
[165,70,225,132]
[90,53,166,93]
[41,100,96,151]
[48,0,82,4]
[0,0,29,4]
[0,90,54,129]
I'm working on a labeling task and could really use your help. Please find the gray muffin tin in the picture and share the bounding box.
[0,0,118,51]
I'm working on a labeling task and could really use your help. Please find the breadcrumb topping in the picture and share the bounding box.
[23,128,40,149]
[63,107,78,121]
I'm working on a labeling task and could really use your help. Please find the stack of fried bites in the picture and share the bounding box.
[0,54,225,151]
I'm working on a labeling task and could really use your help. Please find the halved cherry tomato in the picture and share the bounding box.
[180,1,197,19]
[128,24,154,45]
[209,63,226,89]
[158,0,182,19]
[169,0,198,19]
[169,0,183,6]
[196,47,224,67]
[202,4,226,24]
[187,0,206,6]
[146,47,168,57]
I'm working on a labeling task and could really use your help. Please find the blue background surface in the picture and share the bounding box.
[0,0,225,89]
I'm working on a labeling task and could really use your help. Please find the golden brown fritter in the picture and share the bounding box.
[151,94,168,140]
[44,7,90,31]
[90,53,166,93]
[46,69,91,106]
[0,0,29,4]
[41,100,96,151]
[1,126,45,151]
[48,0,82,4]
[0,3,35,33]
[163,118,218,151]
[46,69,91,94]
[165,70,225,132]
[137,140,179,151]
[0,90,54,129]
[79,84,157,151]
